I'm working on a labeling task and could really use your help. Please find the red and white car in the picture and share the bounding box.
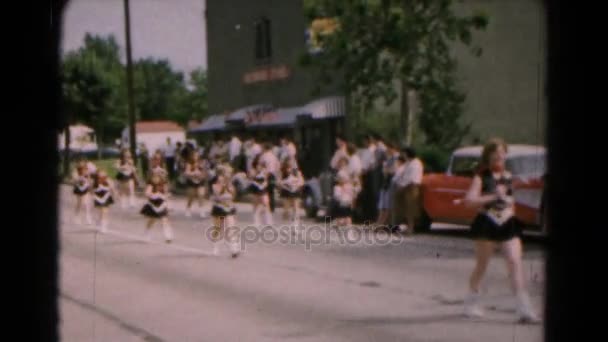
[418,145,547,235]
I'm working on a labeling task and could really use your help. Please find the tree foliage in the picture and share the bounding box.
[302,0,488,150]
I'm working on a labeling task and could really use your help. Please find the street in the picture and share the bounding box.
[59,185,544,342]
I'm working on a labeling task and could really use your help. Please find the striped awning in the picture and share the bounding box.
[225,104,273,123]
[247,107,304,128]
[189,114,227,132]
[302,96,346,119]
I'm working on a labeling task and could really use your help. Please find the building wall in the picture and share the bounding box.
[451,0,547,146]
[206,0,340,115]
[121,130,186,153]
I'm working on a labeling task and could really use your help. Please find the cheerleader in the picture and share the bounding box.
[279,158,304,227]
[149,153,169,184]
[140,174,174,243]
[71,161,93,225]
[332,171,356,227]
[247,155,273,227]
[459,138,540,323]
[209,173,240,258]
[115,149,138,209]
[184,151,209,218]
[91,170,115,233]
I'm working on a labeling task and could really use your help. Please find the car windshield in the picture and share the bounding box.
[449,153,546,178]
[506,154,546,177]
[449,156,479,177]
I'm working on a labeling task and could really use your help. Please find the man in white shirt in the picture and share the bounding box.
[347,143,362,178]
[229,135,242,164]
[163,137,176,181]
[244,138,263,173]
[260,143,280,213]
[209,138,229,161]
[392,147,424,234]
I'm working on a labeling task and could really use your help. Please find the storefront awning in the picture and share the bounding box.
[189,114,226,132]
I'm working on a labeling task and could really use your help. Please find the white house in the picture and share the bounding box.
[121,121,186,154]
[58,124,98,152]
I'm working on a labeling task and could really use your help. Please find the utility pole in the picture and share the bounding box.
[123,0,137,159]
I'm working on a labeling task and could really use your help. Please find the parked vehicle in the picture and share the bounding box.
[420,144,546,234]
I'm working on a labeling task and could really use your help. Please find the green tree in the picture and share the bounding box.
[132,58,187,124]
[62,34,125,152]
[302,0,488,150]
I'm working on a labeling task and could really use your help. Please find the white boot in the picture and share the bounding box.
[162,222,174,243]
[253,208,261,228]
[73,214,82,225]
[99,218,108,234]
[200,208,208,219]
[185,208,192,217]
[143,227,152,242]
[212,242,220,256]
[121,198,127,210]
[129,195,135,208]
[516,292,541,323]
[264,209,274,226]
[463,292,485,318]
[227,239,240,258]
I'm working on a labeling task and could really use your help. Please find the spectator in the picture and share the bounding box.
[260,143,280,213]
[163,137,176,181]
[139,143,149,178]
[376,142,400,227]
[229,134,242,164]
[393,146,424,234]
[279,136,297,163]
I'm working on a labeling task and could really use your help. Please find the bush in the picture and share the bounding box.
[416,145,451,174]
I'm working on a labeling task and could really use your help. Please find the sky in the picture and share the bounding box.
[61,0,207,75]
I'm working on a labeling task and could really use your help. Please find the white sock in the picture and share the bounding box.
[253,207,261,227]
[162,222,174,241]
[264,209,273,226]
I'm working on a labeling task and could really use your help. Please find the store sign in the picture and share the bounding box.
[244,106,278,124]
[243,65,290,84]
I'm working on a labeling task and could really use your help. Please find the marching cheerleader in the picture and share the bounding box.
[115,149,138,209]
[140,174,174,243]
[209,173,240,258]
[459,138,540,323]
[248,155,273,227]
[279,157,304,227]
[332,170,356,227]
[149,153,169,184]
[92,170,115,233]
[184,151,209,218]
[71,161,93,225]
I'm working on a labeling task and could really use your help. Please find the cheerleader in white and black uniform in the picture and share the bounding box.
[115,149,138,209]
[92,170,115,233]
[459,138,540,323]
[184,152,209,218]
[332,170,357,227]
[279,158,304,227]
[140,175,174,243]
[247,155,273,227]
[209,173,240,257]
[72,161,93,225]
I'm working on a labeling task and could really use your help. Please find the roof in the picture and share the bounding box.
[134,121,184,133]
[187,119,202,130]
[247,107,304,128]
[302,96,346,119]
[190,114,227,132]
[453,144,546,157]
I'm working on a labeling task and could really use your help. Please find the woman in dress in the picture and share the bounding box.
[461,138,540,323]
[279,157,305,227]
[140,174,174,243]
[248,155,272,227]
[72,161,93,225]
[184,151,209,218]
[115,149,138,209]
[92,170,115,233]
[209,173,240,258]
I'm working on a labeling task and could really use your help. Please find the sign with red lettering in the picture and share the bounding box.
[243,65,290,84]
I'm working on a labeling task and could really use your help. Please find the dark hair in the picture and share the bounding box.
[263,142,273,151]
[397,154,407,163]
[402,146,417,159]
[372,133,383,141]
[347,143,357,155]
[335,134,346,143]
